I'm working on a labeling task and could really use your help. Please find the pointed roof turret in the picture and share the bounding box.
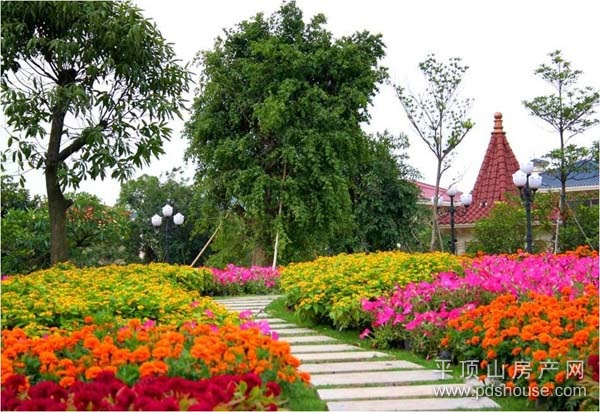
[445,112,520,224]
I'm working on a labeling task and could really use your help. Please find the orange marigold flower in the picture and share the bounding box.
[139,360,168,377]
[131,346,151,363]
[487,349,497,360]
[59,376,75,388]
[555,371,566,384]
[573,330,590,347]
[511,347,522,356]
[84,316,94,324]
[85,366,102,380]
[533,350,548,361]
[470,336,480,345]
[440,337,449,347]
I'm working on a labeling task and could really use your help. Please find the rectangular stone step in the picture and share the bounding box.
[318,384,471,400]
[270,328,316,335]
[266,323,299,329]
[300,360,423,374]
[311,370,449,386]
[296,351,391,363]
[284,335,337,344]
[327,396,499,411]
[291,344,358,353]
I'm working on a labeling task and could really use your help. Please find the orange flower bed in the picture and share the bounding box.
[446,283,598,404]
[1,319,309,389]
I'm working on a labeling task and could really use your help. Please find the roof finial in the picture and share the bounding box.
[494,112,503,131]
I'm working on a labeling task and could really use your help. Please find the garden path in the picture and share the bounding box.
[215,295,500,411]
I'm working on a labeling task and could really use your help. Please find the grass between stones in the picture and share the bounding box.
[266,297,534,411]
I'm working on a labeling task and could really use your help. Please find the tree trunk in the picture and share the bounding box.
[252,244,268,266]
[46,102,71,264]
[429,161,443,251]
[555,128,567,253]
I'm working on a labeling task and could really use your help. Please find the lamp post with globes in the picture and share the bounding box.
[512,161,543,253]
[433,187,472,254]
[151,203,184,263]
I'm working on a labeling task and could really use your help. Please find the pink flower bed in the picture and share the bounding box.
[361,254,599,354]
[211,264,279,289]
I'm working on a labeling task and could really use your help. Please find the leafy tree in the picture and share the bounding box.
[117,170,208,265]
[1,192,130,275]
[1,207,50,275]
[395,55,474,251]
[185,1,387,265]
[467,194,554,254]
[66,192,131,267]
[523,50,599,228]
[1,1,190,264]
[1,175,41,216]
[345,131,421,252]
[558,202,599,252]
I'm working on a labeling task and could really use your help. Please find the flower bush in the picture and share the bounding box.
[208,265,280,295]
[445,284,599,409]
[1,371,282,411]
[1,263,230,334]
[361,253,598,355]
[280,251,464,329]
[1,319,308,390]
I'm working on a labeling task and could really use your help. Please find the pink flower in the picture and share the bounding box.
[359,328,371,339]
[239,310,253,319]
[204,309,215,319]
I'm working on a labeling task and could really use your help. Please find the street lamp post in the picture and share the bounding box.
[433,188,472,254]
[151,203,184,263]
[512,161,543,253]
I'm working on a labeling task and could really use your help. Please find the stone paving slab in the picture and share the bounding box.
[214,295,281,301]
[317,384,471,400]
[284,335,337,344]
[291,344,358,353]
[326,396,499,411]
[265,323,298,329]
[310,370,449,386]
[296,351,391,363]
[300,360,423,374]
[270,327,317,335]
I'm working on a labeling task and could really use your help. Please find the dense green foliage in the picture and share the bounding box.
[0,175,40,216]
[185,2,420,265]
[467,195,553,254]
[559,202,599,252]
[117,170,209,265]
[344,132,421,252]
[1,191,131,275]
[1,0,190,263]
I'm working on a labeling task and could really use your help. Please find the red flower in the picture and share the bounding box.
[588,354,599,381]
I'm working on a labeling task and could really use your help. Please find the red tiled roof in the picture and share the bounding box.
[441,112,520,224]
[414,181,452,201]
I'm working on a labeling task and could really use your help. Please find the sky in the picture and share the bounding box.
[6,0,600,206]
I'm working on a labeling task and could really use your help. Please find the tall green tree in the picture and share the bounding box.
[117,170,208,265]
[346,131,421,252]
[395,55,474,251]
[185,1,387,265]
[1,1,190,264]
[523,50,599,246]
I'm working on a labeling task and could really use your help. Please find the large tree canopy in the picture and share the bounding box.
[185,2,392,264]
[1,1,190,263]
